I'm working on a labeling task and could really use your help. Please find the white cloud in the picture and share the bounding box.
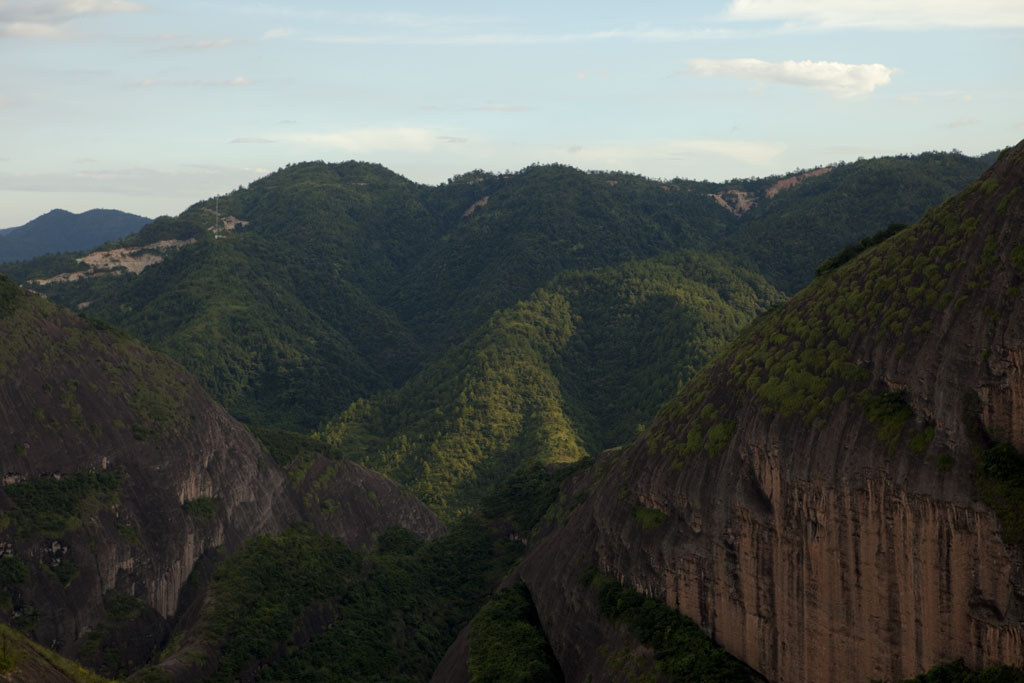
[0,22,65,38]
[727,0,1024,29]
[230,137,275,144]
[286,127,440,153]
[0,0,144,39]
[686,58,895,97]
[262,27,294,39]
[63,1,144,13]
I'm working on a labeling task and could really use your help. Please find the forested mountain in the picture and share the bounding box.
[0,147,1013,681]
[320,250,782,517]
[2,151,989,437]
[0,209,150,263]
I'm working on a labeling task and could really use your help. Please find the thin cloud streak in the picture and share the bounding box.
[311,27,733,46]
[474,105,533,112]
[727,0,1024,29]
[0,22,65,38]
[685,58,896,98]
[129,76,250,88]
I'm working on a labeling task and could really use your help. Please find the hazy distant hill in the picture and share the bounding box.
[0,209,150,262]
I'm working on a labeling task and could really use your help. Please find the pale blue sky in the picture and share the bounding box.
[1,0,1022,227]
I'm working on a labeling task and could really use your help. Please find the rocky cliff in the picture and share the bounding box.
[509,141,1024,681]
[0,279,443,675]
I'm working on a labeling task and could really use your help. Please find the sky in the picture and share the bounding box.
[1,0,1022,227]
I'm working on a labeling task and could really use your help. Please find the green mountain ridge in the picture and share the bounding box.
[1,151,992,439]
[320,249,782,517]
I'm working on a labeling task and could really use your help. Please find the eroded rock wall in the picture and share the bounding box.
[513,142,1024,681]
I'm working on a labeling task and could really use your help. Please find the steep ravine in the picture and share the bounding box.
[508,141,1024,682]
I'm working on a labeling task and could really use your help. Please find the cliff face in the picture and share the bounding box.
[512,142,1024,681]
[0,283,301,660]
[0,282,443,672]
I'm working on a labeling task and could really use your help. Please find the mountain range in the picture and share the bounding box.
[0,144,1021,682]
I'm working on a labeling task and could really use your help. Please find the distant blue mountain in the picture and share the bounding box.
[0,208,151,262]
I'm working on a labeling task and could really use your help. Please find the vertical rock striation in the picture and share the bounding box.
[512,141,1024,681]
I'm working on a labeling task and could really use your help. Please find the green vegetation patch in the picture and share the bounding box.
[5,469,122,537]
[975,442,1024,547]
[1010,246,1024,276]
[816,223,909,277]
[979,177,1001,196]
[0,624,112,682]
[858,390,913,449]
[583,569,760,682]
[181,497,218,520]
[0,555,28,610]
[249,425,345,469]
[997,187,1020,214]
[103,591,147,622]
[481,459,579,539]
[0,555,28,589]
[467,583,564,683]
[165,517,525,682]
[0,276,20,319]
[633,506,668,531]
